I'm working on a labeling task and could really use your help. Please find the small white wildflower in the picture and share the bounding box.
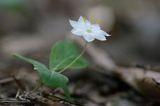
[69,16,110,42]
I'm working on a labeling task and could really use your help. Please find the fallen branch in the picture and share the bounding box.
[68,34,160,101]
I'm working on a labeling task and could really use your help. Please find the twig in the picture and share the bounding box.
[0,77,14,84]
[18,92,78,106]
[0,98,29,103]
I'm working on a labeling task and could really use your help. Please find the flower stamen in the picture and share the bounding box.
[82,16,87,22]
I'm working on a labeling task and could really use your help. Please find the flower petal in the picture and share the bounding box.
[71,29,83,36]
[69,20,78,28]
[95,35,106,41]
[83,35,95,42]
[102,30,111,36]
[85,20,91,26]
[78,16,85,23]
[92,24,100,30]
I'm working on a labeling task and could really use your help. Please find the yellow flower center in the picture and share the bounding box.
[86,29,92,33]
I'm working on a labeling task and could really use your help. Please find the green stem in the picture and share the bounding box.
[59,42,87,73]
[31,80,42,92]
[51,55,75,71]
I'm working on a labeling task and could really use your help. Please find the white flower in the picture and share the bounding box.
[69,16,110,42]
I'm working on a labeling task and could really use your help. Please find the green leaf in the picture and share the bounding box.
[14,54,70,98]
[49,41,89,72]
